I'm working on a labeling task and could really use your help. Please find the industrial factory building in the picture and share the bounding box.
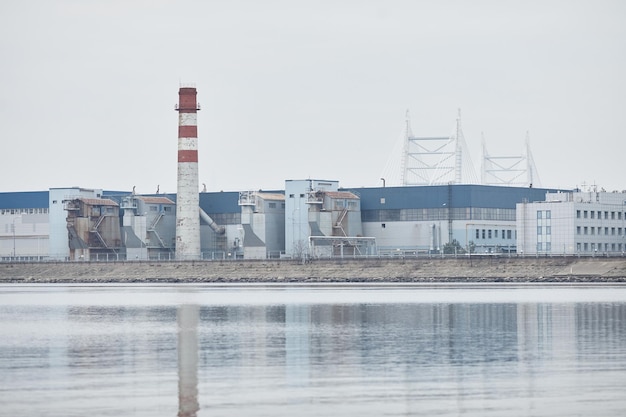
[5,183,619,261]
[2,86,623,260]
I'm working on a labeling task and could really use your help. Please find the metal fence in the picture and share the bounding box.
[2,251,625,263]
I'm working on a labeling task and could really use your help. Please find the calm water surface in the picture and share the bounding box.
[1,283,625,416]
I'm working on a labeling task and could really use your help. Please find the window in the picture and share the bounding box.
[611,212,615,219]
[612,227,616,235]
[584,227,588,235]
[482,229,486,239]
[495,230,498,238]
[289,194,294,198]
[488,229,492,239]
[507,230,512,239]
[591,227,595,235]
[591,211,595,219]
[577,210,581,219]
[381,223,386,229]
[584,211,588,219]
[546,242,551,251]
[537,226,542,235]
[268,202,276,209]
[299,194,305,198]
[605,211,609,219]
[577,226,581,235]
[537,242,542,251]
[537,211,542,219]
[577,242,581,252]
[546,210,551,219]
[605,227,609,235]
[546,226,551,235]
[476,229,480,239]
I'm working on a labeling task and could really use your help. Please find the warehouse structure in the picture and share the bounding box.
[343,184,562,255]
[2,182,598,260]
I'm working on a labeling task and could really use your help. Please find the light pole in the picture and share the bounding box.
[12,215,21,259]
[622,200,625,256]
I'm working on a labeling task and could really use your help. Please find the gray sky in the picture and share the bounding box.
[1,0,624,194]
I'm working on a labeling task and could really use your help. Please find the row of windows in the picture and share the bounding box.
[576,226,623,236]
[149,206,173,212]
[475,229,514,240]
[0,208,48,215]
[362,208,516,222]
[537,226,551,235]
[576,242,624,252]
[537,242,626,252]
[576,210,625,220]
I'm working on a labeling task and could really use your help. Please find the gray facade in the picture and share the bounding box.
[122,195,176,260]
[239,191,285,259]
[517,190,626,255]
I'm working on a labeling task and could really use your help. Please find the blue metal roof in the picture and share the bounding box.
[0,191,49,209]
[343,185,569,210]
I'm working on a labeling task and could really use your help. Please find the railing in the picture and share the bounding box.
[1,251,625,263]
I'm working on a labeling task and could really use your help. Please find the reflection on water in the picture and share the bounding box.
[0,284,625,416]
[178,305,199,417]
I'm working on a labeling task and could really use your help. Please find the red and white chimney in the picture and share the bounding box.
[175,87,201,259]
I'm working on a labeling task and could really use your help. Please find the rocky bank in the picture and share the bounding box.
[2,257,626,284]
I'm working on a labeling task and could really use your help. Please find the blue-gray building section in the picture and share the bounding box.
[0,191,49,210]
[345,185,563,211]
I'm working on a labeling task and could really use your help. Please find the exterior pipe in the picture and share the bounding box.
[199,208,225,235]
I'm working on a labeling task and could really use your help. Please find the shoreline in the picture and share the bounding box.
[2,257,626,284]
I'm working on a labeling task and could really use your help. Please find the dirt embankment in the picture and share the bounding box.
[2,257,626,284]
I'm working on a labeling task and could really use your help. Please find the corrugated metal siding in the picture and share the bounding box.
[199,192,240,214]
[0,191,49,209]
[344,185,567,211]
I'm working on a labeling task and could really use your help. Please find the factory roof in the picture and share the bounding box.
[257,193,285,201]
[76,197,119,206]
[325,191,359,200]
[137,196,175,205]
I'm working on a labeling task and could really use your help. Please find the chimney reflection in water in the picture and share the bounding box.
[177,305,200,417]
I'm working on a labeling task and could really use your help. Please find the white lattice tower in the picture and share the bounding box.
[481,132,541,187]
[398,110,477,185]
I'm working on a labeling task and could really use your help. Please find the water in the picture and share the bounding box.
[1,283,626,417]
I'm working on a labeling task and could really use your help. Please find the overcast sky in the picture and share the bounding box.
[1,0,624,194]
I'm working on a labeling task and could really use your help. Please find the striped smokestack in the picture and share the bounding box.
[175,86,201,260]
